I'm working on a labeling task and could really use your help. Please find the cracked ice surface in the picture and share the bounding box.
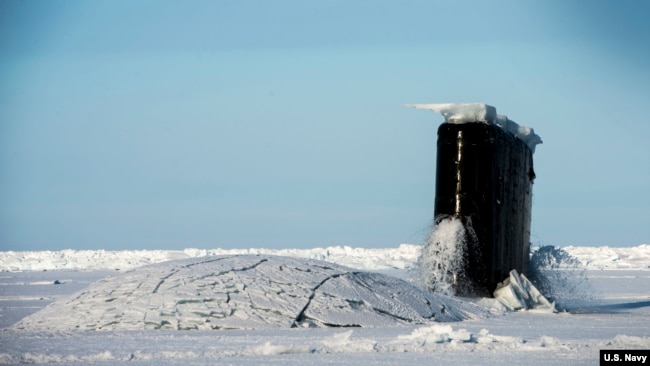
[12,255,489,332]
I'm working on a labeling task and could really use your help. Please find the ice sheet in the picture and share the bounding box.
[1,246,649,365]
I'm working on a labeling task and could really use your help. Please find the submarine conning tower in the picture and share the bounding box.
[407,103,542,296]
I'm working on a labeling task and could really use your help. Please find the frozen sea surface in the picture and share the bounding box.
[1,245,649,365]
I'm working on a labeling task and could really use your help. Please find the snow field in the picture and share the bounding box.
[0,244,422,273]
[2,314,649,365]
[1,244,649,365]
[2,243,649,272]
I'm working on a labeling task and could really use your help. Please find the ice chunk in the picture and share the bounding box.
[405,103,497,123]
[406,102,542,153]
[493,270,556,313]
[495,114,543,153]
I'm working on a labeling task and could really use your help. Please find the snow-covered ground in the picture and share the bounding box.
[2,244,649,272]
[1,244,649,365]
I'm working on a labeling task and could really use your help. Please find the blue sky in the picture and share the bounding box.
[1,0,648,250]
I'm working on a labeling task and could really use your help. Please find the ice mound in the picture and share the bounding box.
[13,255,490,332]
[405,102,542,152]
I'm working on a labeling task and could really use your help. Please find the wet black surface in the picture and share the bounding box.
[434,122,535,294]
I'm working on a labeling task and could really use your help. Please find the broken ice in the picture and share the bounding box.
[13,255,490,332]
